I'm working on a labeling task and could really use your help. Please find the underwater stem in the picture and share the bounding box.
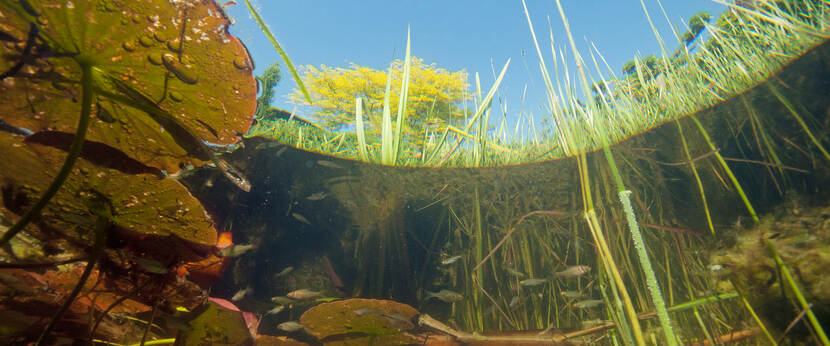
[766,241,830,345]
[603,146,678,345]
[0,63,94,247]
[37,214,107,345]
[676,120,715,234]
[689,115,759,223]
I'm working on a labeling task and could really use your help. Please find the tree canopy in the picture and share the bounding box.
[289,57,469,139]
[255,62,282,120]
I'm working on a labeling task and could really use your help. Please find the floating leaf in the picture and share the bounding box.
[0,0,257,173]
[0,132,217,261]
[300,298,418,345]
[178,301,253,346]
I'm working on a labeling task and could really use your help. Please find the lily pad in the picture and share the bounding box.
[0,131,217,261]
[177,300,253,346]
[299,298,419,345]
[0,0,257,173]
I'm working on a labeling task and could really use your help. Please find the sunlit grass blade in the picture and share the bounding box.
[243,0,313,105]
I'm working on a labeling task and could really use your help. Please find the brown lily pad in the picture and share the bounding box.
[0,132,217,261]
[299,298,419,345]
[177,301,253,346]
[0,0,257,174]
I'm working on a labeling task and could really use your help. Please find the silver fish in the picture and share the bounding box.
[317,160,343,169]
[266,305,285,315]
[519,278,547,287]
[353,307,381,316]
[381,312,414,330]
[573,299,604,309]
[509,296,523,310]
[556,265,591,278]
[219,244,255,257]
[277,321,305,332]
[291,212,312,225]
[231,287,252,302]
[275,266,294,277]
[441,255,462,265]
[271,296,295,305]
[426,289,464,303]
[560,290,584,299]
[503,266,525,278]
[276,146,288,157]
[286,289,322,300]
[132,257,169,274]
[306,192,327,201]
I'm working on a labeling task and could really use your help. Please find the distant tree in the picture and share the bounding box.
[254,62,282,120]
[622,55,662,79]
[289,57,469,140]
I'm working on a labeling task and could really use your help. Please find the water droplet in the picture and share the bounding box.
[138,35,155,47]
[169,91,184,102]
[161,54,198,84]
[147,53,163,66]
[233,57,249,70]
[153,31,167,43]
[122,41,136,52]
[166,38,181,53]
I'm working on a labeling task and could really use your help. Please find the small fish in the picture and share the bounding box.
[232,287,252,302]
[353,307,381,316]
[426,289,464,303]
[555,265,591,278]
[573,299,604,309]
[275,266,294,277]
[271,296,295,305]
[316,160,342,169]
[266,305,285,315]
[292,212,312,225]
[519,278,547,287]
[509,296,523,310]
[306,191,327,201]
[286,289,322,300]
[381,312,414,330]
[275,146,288,157]
[503,266,525,277]
[441,255,462,265]
[132,257,169,274]
[277,321,305,332]
[560,290,584,299]
[219,243,255,257]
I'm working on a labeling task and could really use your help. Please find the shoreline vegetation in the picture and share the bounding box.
[246,0,828,168]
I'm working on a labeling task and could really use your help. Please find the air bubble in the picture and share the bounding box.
[122,41,136,52]
[169,91,184,102]
[147,53,163,65]
[139,35,155,47]
[166,38,181,53]
[233,57,249,70]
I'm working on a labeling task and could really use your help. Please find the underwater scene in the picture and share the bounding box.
[0,0,829,345]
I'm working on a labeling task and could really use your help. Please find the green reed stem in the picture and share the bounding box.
[766,241,830,345]
[676,120,715,234]
[740,293,777,344]
[689,114,759,223]
[606,148,677,346]
[766,82,830,162]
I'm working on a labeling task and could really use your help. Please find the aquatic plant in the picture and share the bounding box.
[0,0,257,343]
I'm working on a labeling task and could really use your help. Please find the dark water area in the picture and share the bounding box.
[178,39,830,342]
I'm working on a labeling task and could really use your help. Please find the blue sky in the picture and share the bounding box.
[225,1,725,128]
